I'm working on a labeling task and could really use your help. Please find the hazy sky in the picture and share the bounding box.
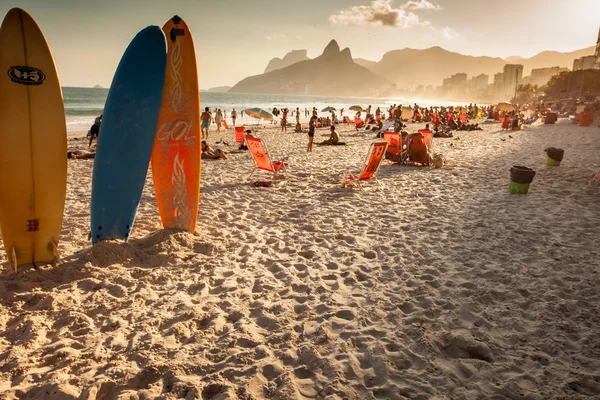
[1,0,598,88]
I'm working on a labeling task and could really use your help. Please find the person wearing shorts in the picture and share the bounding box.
[307,115,317,153]
[201,107,211,139]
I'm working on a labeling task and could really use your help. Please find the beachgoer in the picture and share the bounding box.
[215,109,223,133]
[307,115,317,152]
[201,140,227,159]
[88,114,102,148]
[201,107,212,139]
[282,108,288,133]
[231,108,237,126]
[68,150,95,159]
[296,107,300,124]
[340,108,344,117]
[320,125,341,145]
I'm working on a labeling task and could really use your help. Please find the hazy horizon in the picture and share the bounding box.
[1,0,598,88]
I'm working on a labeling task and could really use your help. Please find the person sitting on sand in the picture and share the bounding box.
[320,125,342,145]
[201,141,227,159]
[511,114,521,131]
[238,130,253,150]
[68,150,95,159]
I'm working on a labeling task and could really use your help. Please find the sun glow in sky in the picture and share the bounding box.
[1,0,598,88]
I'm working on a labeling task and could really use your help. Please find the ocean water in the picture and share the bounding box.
[63,87,469,132]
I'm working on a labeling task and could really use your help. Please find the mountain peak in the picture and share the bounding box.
[264,49,310,73]
[322,40,340,56]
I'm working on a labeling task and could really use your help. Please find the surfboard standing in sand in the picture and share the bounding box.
[90,26,167,244]
[0,8,67,270]
[151,16,201,233]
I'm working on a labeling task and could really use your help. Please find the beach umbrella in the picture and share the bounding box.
[349,105,364,112]
[322,106,336,112]
[496,102,516,112]
[455,106,468,113]
[401,107,413,119]
[244,107,274,121]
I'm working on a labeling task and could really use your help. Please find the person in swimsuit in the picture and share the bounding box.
[201,107,211,139]
[201,140,227,159]
[68,150,95,159]
[215,109,223,133]
[281,108,288,133]
[307,115,317,152]
[231,108,237,126]
[319,125,341,145]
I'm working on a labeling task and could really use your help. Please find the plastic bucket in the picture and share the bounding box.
[545,147,564,167]
[579,112,593,127]
[509,166,536,194]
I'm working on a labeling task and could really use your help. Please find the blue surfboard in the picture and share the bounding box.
[91,26,167,244]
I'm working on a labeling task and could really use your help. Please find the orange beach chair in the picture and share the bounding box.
[343,116,351,124]
[406,130,433,166]
[354,117,363,130]
[235,126,245,143]
[383,131,403,162]
[342,142,388,189]
[246,136,289,180]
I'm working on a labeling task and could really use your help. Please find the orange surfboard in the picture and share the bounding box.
[151,16,200,233]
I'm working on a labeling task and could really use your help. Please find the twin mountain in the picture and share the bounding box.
[229,40,595,96]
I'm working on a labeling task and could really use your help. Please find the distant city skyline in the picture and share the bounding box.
[1,0,598,88]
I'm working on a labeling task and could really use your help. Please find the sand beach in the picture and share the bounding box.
[1,120,600,399]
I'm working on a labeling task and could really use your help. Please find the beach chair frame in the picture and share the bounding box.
[246,136,289,180]
[342,142,388,190]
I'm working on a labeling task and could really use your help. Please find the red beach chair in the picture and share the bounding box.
[383,131,402,162]
[343,116,351,124]
[354,117,363,130]
[235,126,245,143]
[342,142,388,189]
[246,136,289,180]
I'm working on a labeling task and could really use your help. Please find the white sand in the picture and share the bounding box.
[1,119,600,399]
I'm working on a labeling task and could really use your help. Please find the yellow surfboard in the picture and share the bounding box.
[0,8,67,270]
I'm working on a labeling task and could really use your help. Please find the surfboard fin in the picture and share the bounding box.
[51,240,60,264]
[10,247,17,273]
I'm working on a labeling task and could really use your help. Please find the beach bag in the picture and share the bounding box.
[409,133,430,165]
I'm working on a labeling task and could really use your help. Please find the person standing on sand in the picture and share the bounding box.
[307,115,317,152]
[215,109,223,133]
[296,107,300,124]
[281,108,288,133]
[201,107,211,139]
[231,108,237,126]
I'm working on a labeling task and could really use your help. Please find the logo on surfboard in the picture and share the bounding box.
[7,66,46,86]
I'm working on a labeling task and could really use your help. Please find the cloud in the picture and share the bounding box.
[265,34,287,41]
[402,0,442,10]
[328,0,430,28]
[441,27,461,40]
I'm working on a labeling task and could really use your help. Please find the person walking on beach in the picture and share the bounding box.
[281,108,288,133]
[201,107,211,139]
[296,107,300,124]
[307,115,317,152]
[215,109,223,133]
[231,108,237,126]
[340,108,344,117]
